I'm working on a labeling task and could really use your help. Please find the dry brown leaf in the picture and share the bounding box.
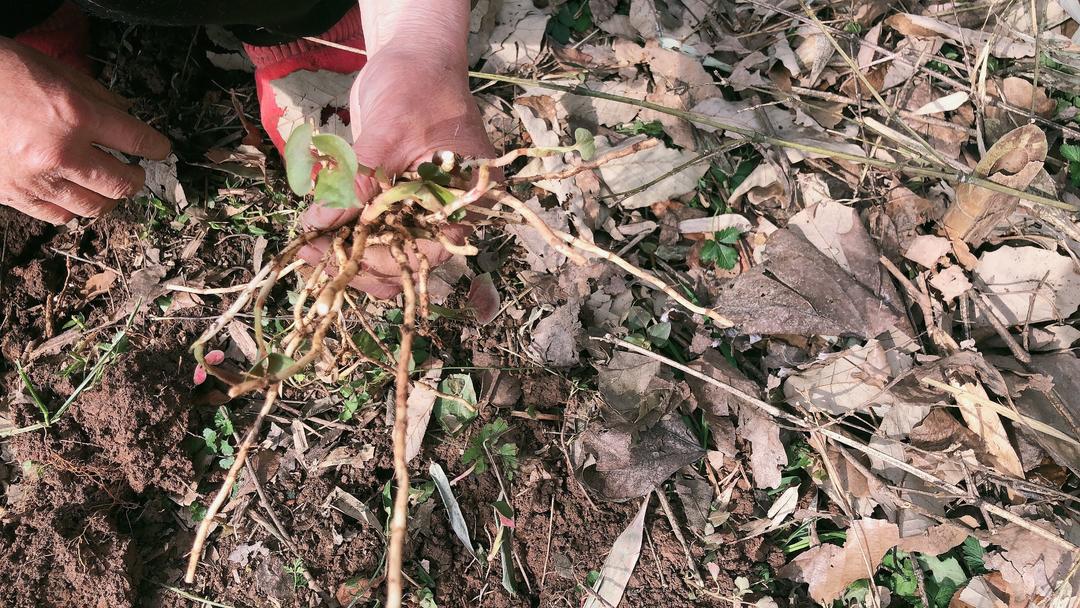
[981,523,1078,604]
[998,353,1080,475]
[506,196,569,272]
[594,137,709,209]
[886,13,1039,58]
[973,246,1080,326]
[882,36,943,90]
[573,415,704,501]
[780,518,967,605]
[404,363,443,463]
[528,301,582,367]
[781,518,907,608]
[951,381,1025,478]
[712,229,908,338]
[611,39,723,149]
[866,186,946,261]
[930,265,972,301]
[942,125,1047,246]
[785,341,893,416]
[483,0,549,72]
[984,77,1057,141]
[788,201,908,330]
[81,270,118,300]
[950,574,1012,608]
[737,404,787,490]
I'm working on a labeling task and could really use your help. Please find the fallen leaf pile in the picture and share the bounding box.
[462,0,1080,605]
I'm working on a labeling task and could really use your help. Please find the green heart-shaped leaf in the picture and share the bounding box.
[284,123,315,196]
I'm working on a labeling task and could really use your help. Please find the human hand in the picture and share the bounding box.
[299,46,495,298]
[0,38,171,224]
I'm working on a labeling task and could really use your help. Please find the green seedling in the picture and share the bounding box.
[202,407,236,469]
[7,313,134,437]
[462,418,518,480]
[700,227,742,270]
[284,558,307,589]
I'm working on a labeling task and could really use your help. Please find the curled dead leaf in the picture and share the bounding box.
[942,124,1047,247]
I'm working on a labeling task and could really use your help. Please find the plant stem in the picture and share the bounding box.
[386,242,418,608]
[467,72,1076,212]
[185,389,279,583]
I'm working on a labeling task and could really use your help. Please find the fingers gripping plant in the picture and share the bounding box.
[183,122,733,606]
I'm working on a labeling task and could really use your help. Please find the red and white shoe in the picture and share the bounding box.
[14,2,92,73]
[244,7,367,155]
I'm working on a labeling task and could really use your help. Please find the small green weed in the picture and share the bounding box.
[548,0,593,43]
[462,418,519,480]
[700,227,742,270]
[202,407,237,468]
[284,558,306,589]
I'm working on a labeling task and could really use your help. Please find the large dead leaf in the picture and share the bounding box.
[981,523,1078,605]
[573,415,705,501]
[996,353,1080,475]
[594,136,709,209]
[942,125,1047,246]
[780,518,968,604]
[482,0,549,72]
[711,229,907,338]
[973,246,1080,326]
[886,13,1041,58]
[788,200,909,335]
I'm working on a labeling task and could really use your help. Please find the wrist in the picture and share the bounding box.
[358,0,470,66]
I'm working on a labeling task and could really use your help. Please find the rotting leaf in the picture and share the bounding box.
[583,496,649,608]
[573,415,704,501]
[942,125,1047,247]
[466,273,501,325]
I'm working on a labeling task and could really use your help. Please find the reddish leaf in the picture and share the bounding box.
[193,365,208,386]
[467,273,501,325]
[205,349,226,365]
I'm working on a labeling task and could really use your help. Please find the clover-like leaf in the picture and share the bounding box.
[574,128,596,161]
[284,123,315,196]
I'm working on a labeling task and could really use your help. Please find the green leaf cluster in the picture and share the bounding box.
[462,418,518,480]
[700,227,742,270]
